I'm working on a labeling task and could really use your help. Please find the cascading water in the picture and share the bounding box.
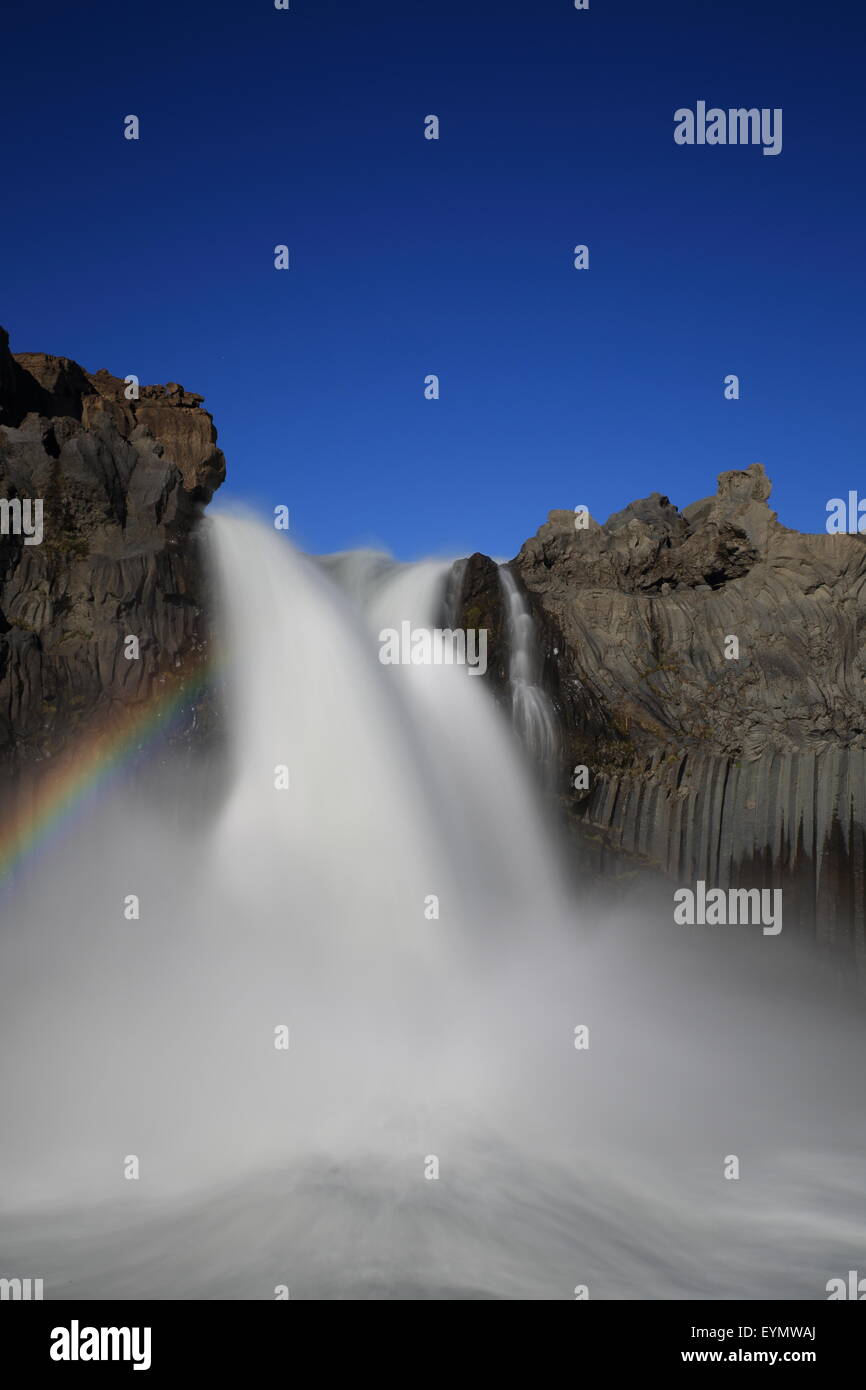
[1,513,865,1299]
[499,564,558,772]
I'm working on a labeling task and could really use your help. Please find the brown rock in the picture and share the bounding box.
[0,326,225,793]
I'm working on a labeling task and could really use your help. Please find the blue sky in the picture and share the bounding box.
[2,0,864,558]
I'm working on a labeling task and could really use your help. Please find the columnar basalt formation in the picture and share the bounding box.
[0,327,224,785]
[456,465,866,960]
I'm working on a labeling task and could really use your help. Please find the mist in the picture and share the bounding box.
[1,515,864,1299]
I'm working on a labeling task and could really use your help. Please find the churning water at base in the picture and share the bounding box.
[1,514,865,1299]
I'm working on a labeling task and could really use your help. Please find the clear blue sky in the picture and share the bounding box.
[3,0,863,558]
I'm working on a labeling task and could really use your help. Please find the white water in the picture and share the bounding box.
[1,514,865,1299]
[499,565,558,771]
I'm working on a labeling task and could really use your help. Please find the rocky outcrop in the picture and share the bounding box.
[0,327,224,785]
[455,465,866,962]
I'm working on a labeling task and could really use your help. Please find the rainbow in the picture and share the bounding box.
[0,658,216,887]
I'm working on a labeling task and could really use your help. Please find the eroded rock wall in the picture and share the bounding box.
[0,327,225,786]
[456,465,866,958]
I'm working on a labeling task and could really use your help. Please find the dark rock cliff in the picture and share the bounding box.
[0,327,224,795]
[454,465,866,963]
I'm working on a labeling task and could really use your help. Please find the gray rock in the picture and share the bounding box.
[0,327,225,808]
[456,464,866,963]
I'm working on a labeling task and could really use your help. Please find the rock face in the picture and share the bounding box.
[0,327,224,788]
[455,465,866,963]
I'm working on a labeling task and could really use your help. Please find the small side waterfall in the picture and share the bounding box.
[499,564,558,771]
[441,557,468,628]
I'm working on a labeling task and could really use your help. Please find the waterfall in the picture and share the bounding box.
[0,513,865,1299]
[210,522,570,935]
[499,564,558,770]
